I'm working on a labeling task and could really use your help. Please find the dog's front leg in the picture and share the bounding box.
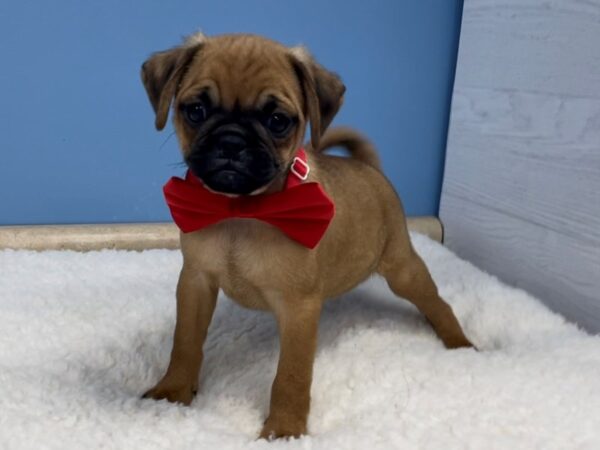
[260,299,322,440]
[143,268,218,405]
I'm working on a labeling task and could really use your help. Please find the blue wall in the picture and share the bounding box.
[0,0,463,225]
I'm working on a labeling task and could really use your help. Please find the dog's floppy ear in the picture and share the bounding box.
[288,46,346,149]
[141,33,205,130]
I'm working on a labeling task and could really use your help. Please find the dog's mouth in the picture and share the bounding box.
[203,165,261,195]
[203,159,256,179]
[184,126,282,195]
[187,154,280,196]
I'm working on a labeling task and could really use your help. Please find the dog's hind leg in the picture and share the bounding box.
[378,230,472,349]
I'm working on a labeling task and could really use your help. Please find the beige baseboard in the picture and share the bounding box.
[0,217,442,251]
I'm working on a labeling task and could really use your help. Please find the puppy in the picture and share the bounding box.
[141,32,472,439]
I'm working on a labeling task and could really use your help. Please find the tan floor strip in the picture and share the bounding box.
[0,217,442,251]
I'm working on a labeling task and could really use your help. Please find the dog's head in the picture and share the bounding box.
[141,33,345,195]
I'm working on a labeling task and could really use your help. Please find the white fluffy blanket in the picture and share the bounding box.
[1,234,599,449]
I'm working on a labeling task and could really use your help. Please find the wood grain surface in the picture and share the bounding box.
[440,0,600,332]
[0,217,443,251]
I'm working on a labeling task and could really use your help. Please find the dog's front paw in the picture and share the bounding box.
[258,415,307,440]
[142,378,197,406]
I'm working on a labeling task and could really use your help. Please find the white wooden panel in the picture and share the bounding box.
[446,87,600,242]
[441,0,600,333]
[456,0,600,97]
[442,194,600,332]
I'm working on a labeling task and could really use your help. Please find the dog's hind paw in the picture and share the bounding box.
[443,335,476,350]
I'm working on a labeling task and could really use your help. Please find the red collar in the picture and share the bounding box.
[163,149,335,249]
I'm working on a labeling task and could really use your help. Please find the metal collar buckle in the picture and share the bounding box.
[290,156,310,181]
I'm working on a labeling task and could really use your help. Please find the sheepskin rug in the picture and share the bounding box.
[1,233,599,449]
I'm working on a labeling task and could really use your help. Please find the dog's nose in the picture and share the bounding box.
[216,133,246,155]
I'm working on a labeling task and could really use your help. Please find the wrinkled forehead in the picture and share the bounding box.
[177,40,303,113]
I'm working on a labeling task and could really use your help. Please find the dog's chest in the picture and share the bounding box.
[181,220,313,309]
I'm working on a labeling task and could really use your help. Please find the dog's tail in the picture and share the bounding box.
[316,127,381,170]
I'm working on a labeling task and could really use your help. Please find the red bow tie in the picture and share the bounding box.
[163,149,335,249]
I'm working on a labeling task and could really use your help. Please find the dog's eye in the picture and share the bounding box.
[183,103,207,124]
[266,113,291,135]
